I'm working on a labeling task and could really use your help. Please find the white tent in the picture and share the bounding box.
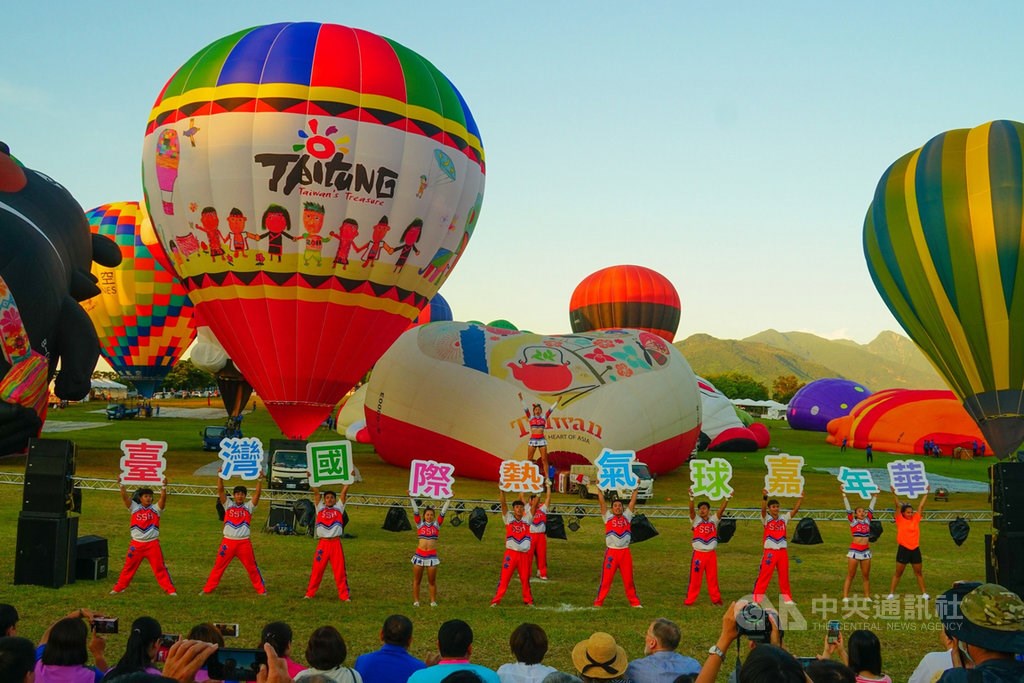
[90,378,129,400]
[732,398,788,420]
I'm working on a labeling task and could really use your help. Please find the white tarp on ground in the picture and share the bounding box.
[733,398,788,419]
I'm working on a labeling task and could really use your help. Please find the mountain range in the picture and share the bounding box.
[674,329,947,391]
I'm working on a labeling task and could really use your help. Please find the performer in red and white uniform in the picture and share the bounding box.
[594,487,642,607]
[201,474,266,595]
[752,488,803,604]
[523,485,551,580]
[519,391,556,481]
[110,480,176,595]
[684,488,730,606]
[841,489,877,602]
[304,485,351,601]
[410,494,451,607]
[490,489,534,606]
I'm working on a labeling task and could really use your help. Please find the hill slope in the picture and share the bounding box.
[675,330,945,390]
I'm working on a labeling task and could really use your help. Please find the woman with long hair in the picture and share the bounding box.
[100,617,161,682]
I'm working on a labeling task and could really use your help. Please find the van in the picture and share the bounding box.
[569,462,654,503]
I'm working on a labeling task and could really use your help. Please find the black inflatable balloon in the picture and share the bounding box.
[217,361,254,418]
[0,143,121,454]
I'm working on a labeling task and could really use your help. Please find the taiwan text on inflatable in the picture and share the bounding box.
[365,323,701,480]
[84,202,196,398]
[142,23,485,438]
[865,120,1024,457]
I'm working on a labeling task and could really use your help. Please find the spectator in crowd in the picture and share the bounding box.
[294,626,362,683]
[101,617,162,682]
[0,604,18,637]
[695,602,798,683]
[671,676,697,683]
[804,660,856,683]
[354,615,427,683]
[908,585,966,683]
[541,674,582,683]
[625,619,700,683]
[496,623,556,683]
[261,622,306,679]
[0,636,35,683]
[439,673,484,683]
[408,620,499,683]
[571,632,629,683]
[185,624,224,683]
[936,583,1024,682]
[844,630,890,683]
[35,616,107,683]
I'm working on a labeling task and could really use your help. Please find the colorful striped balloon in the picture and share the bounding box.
[864,119,1024,458]
[141,23,485,437]
[83,202,196,397]
[569,265,681,342]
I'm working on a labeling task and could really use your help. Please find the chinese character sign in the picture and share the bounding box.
[888,460,929,498]
[218,437,265,480]
[837,467,880,499]
[498,460,545,493]
[764,453,805,497]
[119,439,168,486]
[690,457,734,501]
[307,440,355,487]
[596,448,639,491]
[409,459,455,499]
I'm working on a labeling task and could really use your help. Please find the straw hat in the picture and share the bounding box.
[572,632,628,679]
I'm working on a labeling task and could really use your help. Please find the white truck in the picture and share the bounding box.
[569,462,654,503]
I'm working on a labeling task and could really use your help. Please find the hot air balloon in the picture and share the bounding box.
[787,378,871,432]
[864,119,1024,458]
[365,323,701,480]
[141,22,485,438]
[569,265,681,342]
[83,202,196,398]
[412,292,453,327]
[189,325,253,422]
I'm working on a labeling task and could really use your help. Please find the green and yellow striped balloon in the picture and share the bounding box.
[864,119,1024,458]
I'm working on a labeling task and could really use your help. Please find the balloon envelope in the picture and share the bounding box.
[141,22,485,437]
[787,378,871,432]
[83,202,196,397]
[864,120,1024,457]
[365,323,701,480]
[570,265,681,342]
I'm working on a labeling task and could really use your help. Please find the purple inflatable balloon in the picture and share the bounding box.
[787,378,871,431]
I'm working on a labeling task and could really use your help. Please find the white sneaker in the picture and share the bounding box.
[413,601,420,607]
[430,602,438,607]
[886,593,895,600]
[168,592,178,597]
[109,590,122,595]
[842,596,849,603]
[922,593,930,600]
[633,604,644,609]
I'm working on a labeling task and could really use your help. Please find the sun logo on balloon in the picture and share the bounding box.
[294,119,350,160]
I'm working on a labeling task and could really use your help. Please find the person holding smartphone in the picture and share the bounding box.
[110,479,176,596]
[201,474,266,596]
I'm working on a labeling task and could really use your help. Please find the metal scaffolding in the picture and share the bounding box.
[0,472,992,522]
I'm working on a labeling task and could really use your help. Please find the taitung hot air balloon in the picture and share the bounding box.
[83,202,195,398]
[570,265,681,342]
[141,22,485,438]
[865,119,1024,458]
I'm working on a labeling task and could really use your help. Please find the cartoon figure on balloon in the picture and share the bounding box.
[191,207,228,263]
[356,215,394,268]
[225,208,257,260]
[392,218,423,272]
[416,174,428,198]
[330,218,360,268]
[256,204,295,263]
[297,202,331,267]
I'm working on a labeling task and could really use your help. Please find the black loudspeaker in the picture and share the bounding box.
[14,513,78,588]
[266,502,296,533]
[22,439,76,515]
[992,462,1024,532]
[76,535,108,558]
[986,531,1024,597]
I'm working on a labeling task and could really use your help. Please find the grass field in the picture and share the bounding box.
[0,399,999,681]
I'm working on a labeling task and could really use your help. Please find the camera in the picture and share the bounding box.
[156,634,180,663]
[91,617,119,634]
[214,623,240,638]
[206,647,267,682]
[736,603,774,643]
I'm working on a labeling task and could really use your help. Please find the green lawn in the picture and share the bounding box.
[0,401,999,681]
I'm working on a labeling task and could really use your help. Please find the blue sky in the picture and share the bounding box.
[5,2,1023,344]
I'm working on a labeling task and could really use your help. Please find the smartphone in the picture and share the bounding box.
[827,620,841,644]
[156,634,180,663]
[796,656,817,668]
[206,647,267,682]
[214,622,240,638]
[91,617,119,634]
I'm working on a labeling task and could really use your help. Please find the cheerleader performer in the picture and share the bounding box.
[410,495,451,607]
[840,487,877,602]
[518,391,556,481]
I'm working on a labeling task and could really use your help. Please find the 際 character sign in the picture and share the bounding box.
[409,459,455,499]
[764,453,805,497]
[218,437,264,480]
[689,457,733,500]
[307,440,355,487]
[498,460,545,493]
[120,439,168,485]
